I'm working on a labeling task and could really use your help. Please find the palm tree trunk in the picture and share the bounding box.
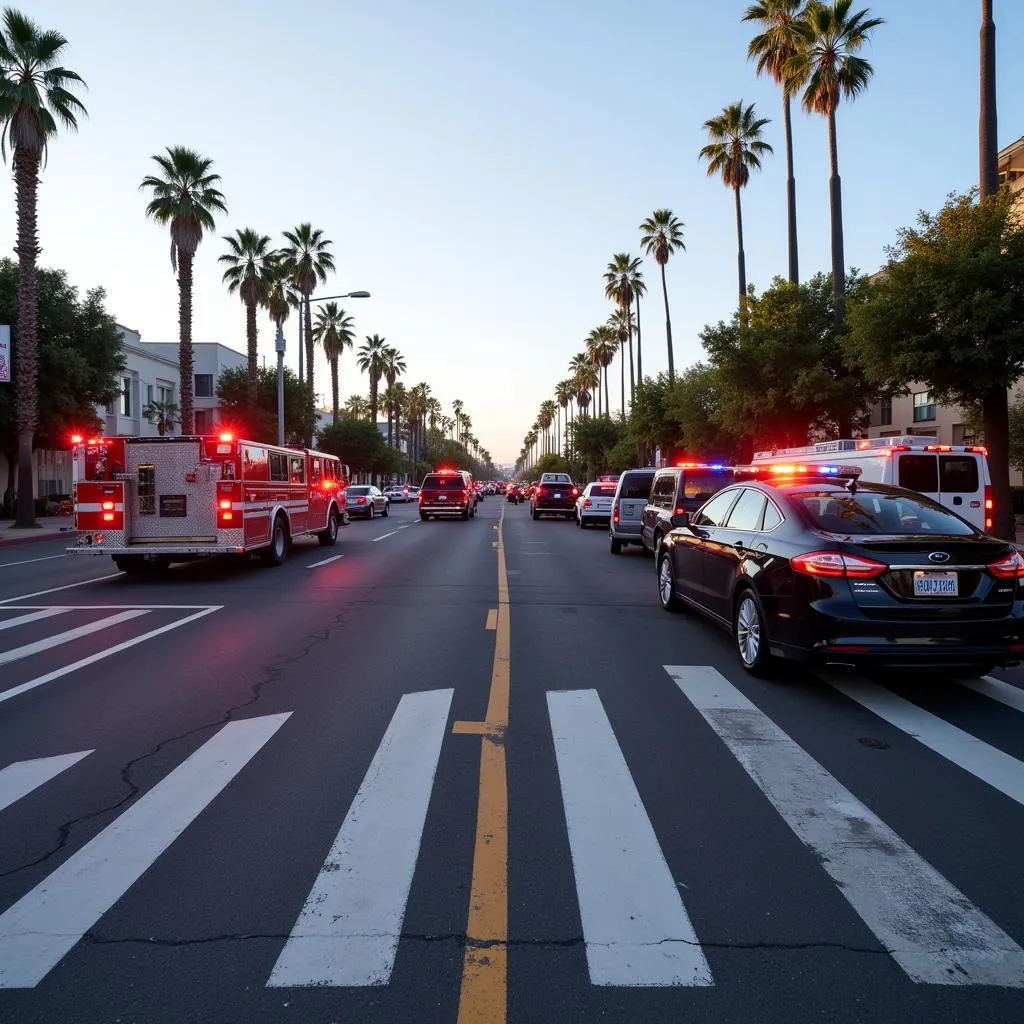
[660,261,675,383]
[604,365,610,419]
[13,147,41,528]
[178,251,196,434]
[246,299,259,419]
[983,381,1014,540]
[370,377,379,425]
[635,294,642,385]
[331,358,339,425]
[620,344,625,416]
[783,93,799,285]
[304,295,314,392]
[980,0,999,200]
[627,314,635,402]
[734,185,747,324]
[827,108,846,321]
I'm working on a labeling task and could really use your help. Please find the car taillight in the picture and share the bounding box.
[612,502,619,524]
[583,498,592,508]
[988,551,1024,579]
[791,551,887,579]
[985,485,993,532]
[356,497,366,504]
[571,487,579,497]
[536,486,548,498]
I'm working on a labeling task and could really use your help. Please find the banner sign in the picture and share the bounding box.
[0,325,9,382]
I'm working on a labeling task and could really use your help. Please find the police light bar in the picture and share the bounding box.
[675,461,730,470]
[734,463,862,479]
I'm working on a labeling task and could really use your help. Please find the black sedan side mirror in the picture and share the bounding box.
[669,511,691,529]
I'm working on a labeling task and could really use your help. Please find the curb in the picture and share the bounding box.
[0,525,75,549]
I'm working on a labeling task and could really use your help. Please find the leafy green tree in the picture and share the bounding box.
[317,418,400,476]
[845,188,1024,539]
[701,273,875,450]
[216,364,315,445]
[627,374,682,464]
[140,146,227,436]
[699,101,773,322]
[0,8,87,527]
[568,414,623,480]
[0,259,123,512]
[665,364,743,461]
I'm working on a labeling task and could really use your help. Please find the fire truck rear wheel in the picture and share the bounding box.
[318,510,339,546]
[113,555,145,575]
[264,515,290,566]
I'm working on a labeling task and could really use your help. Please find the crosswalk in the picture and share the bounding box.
[3,669,1024,994]
[0,603,221,704]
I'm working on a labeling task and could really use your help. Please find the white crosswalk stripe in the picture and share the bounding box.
[0,751,92,813]
[548,689,712,987]
[961,674,1024,713]
[269,688,454,988]
[0,610,149,667]
[825,674,1024,808]
[666,665,1024,987]
[0,713,290,989]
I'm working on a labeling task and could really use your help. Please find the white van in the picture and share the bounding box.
[751,436,992,532]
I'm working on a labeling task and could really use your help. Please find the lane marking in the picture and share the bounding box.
[0,713,291,988]
[457,502,509,1024]
[668,665,1024,986]
[306,554,344,568]
[268,689,454,987]
[371,530,400,543]
[0,573,123,605]
[0,750,92,813]
[826,675,1024,807]
[485,609,497,631]
[0,608,68,632]
[0,553,68,569]
[0,606,222,705]
[548,689,711,986]
[962,675,1024,713]
[0,610,149,668]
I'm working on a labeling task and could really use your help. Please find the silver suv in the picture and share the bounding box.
[609,468,656,554]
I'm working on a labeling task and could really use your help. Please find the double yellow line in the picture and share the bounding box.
[452,504,511,1023]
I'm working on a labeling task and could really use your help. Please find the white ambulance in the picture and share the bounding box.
[751,436,993,532]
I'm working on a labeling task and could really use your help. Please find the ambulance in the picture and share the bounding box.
[69,432,349,572]
[751,436,992,532]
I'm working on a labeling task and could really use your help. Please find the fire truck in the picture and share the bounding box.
[68,432,349,572]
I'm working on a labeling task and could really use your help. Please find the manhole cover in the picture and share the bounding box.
[858,737,891,750]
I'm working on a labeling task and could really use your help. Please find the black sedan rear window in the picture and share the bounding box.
[795,488,975,536]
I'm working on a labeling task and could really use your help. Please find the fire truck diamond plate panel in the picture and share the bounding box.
[127,442,219,539]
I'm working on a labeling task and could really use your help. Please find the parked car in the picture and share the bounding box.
[609,468,656,553]
[531,473,579,520]
[641,464,734,557]
[384,485,410,503]
[347,485,389,519]
[575,482,616,528]
[657,463,1024,677]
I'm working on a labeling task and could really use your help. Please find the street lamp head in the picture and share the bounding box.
[347,290,371,299]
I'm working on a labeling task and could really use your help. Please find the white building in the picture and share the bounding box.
[1,327,247,505]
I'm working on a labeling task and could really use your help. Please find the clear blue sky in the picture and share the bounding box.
[2,0,1021,463]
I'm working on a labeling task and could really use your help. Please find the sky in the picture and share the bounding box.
[2,0,1022,464]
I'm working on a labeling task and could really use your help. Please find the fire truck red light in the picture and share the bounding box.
[219,431,233,442]
[219,499,232,510]
[102,513,114,522]
[70,434,83,444]
[87,438,98,446]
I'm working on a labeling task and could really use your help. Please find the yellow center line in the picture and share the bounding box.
[456,502,510,1024]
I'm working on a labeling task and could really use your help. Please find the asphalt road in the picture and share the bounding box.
[2,496,1024,1023]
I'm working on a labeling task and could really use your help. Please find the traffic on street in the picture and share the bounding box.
[3,487,1024,1023]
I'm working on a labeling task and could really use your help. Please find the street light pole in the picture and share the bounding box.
[298,291,370,385]
[276,322,286,446]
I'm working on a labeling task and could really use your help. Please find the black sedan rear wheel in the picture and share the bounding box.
[735,588,773,676]
[658,553,682,613]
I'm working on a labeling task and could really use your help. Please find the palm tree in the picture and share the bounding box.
[390,381,408,461]
[539,401,556,455]
[555,379,573,456]
[604,254,644,396]
[406,383,431,470]
[141,147,226,436]
[281,223,335,397]
[312,302,355,424]
[744,1,808,284]
[587,326,617,419]
[343,394,368,420]
[265,257,299,332]
[639,210,686,382]
[380,346,407,446]
[356,334,388,424]
[0,9,87,528]
[699,101,773,321]
[608,308,636,415]
[219,228,275,418]
[787,0,883,315]
[142,399,179,437]
[980,0,998,199]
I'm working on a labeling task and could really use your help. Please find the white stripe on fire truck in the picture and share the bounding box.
[75,503,124,514]
[0,610,149,669]
[0,713,291,988]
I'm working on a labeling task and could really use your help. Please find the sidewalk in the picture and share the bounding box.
[0,516,75,548]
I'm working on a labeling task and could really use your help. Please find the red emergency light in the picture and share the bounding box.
[70,434,83,444]
[219,431,234,442]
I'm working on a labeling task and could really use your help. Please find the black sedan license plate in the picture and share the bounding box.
[913,571,958,597]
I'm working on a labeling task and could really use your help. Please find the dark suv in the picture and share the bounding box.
[418,470,478,520]
[641,464,734,557]
[531,473,579,520]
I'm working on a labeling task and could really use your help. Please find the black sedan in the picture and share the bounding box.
[656,469,1024,677]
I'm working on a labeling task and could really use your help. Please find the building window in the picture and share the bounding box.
[146,384,154,404]
[912,390,936,423]
[194,374,214,398]
[119,376,132,417]
[879,397,892,426]
[158,384,174,405]
[194,410,210,432]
